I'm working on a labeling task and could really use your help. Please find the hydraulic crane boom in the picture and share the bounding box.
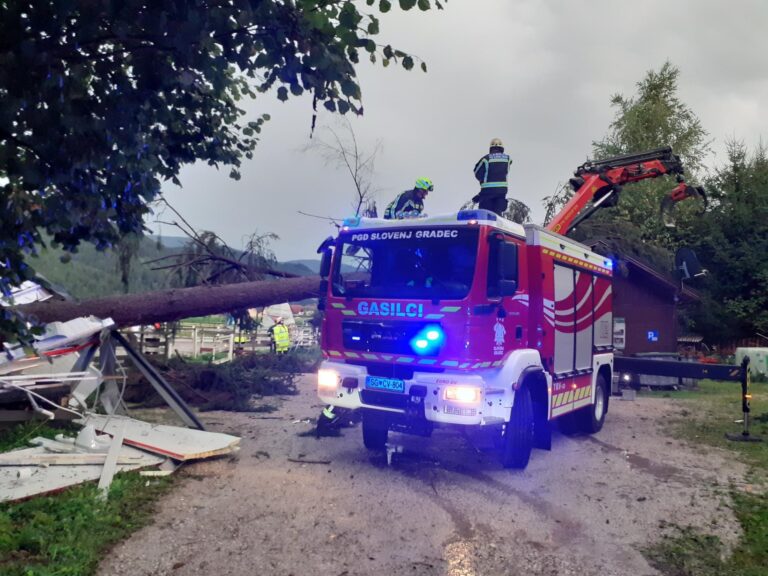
[547,146,706,235]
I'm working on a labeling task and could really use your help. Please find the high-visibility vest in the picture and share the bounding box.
[272,324,290,353]
[474,150,511,190]
[384,189,424,219]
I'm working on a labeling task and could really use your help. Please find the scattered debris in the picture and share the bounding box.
[139,469,174,477]
[83,414,240,461]
[97,422,125,499]
[386,443,403,466]
[0,313,242,502]
[0,443,164,502]
[287,457,331,465]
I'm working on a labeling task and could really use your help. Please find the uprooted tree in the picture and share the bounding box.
[0,0,444,340]
[16,275,321,329]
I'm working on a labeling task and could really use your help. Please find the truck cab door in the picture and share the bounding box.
[487,234,523,356]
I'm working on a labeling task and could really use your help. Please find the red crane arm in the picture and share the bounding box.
[545,147,704,235]
[547,159,676,234]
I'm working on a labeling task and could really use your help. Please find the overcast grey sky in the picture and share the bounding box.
[155,0,768,262]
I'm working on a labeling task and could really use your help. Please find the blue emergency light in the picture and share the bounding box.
[457,210,497,221]
[410,324,445,355]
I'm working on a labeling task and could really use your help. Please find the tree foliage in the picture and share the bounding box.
[571,62,711,242]
[460,198,531,225]
[679,141,768,340]
[0,0,441,339]
[567,62,766,343]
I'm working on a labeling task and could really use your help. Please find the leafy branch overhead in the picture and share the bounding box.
[0,0,441,340]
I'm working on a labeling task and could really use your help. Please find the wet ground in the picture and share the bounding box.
[98,375,746,576]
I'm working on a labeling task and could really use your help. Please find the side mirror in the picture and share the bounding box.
[319,249,332,279]
[318,279,329,311]
[316,236,334,254]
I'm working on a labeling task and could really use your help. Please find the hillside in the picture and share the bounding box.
[29,235,317,301]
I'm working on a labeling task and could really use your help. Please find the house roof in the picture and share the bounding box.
[586,239,701,303]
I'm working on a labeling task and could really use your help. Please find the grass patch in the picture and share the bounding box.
[0,473,173,576]
[658,380,768,470]
[643,379,768,576]
[0,424,174,576]
[645,493,768,576]
[0,421,78,453]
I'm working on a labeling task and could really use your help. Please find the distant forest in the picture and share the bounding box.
[30,235,316,302]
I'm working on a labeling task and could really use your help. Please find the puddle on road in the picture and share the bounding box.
[444,540,477,576]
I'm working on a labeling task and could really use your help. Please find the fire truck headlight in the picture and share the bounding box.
[318,369,340,391]
[444,386,481,404]
[622,373,631,382]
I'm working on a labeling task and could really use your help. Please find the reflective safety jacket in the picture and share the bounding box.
[474,146,512,192]
[272,324,290,353]
[384,189,424,219]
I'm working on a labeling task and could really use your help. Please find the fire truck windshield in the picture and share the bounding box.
[332,228,479,300]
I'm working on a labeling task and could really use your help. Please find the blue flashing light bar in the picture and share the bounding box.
[605,259,614,270]
[342,216,361,228]
[409,324,445,356]
[457,209,497,222]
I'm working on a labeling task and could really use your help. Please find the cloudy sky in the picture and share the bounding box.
[156,0,768,262]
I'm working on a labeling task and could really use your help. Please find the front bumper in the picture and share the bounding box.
[317,360,509,426]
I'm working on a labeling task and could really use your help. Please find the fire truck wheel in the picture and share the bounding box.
[581,373,608,434]
[501,385,534,469]
[362,410,389,451]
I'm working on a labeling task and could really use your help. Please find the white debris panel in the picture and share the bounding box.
[0,443,164,503]
[0,314,241,502]
[83,415,241,461]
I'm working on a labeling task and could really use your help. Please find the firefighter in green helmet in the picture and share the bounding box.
[384,177,433,219]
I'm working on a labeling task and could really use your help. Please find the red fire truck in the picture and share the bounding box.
[316,147,705,468]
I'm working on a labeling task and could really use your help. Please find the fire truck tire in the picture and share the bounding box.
[501,386,534,469]
[362,410,389,451]
[581,374,608,434]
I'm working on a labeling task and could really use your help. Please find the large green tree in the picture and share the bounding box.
[681,141,768,341]
[0,0,441,339]
[550,62,711,242]
[565,62,766,343]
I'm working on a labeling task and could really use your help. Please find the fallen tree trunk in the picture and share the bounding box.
[15,276,321,328]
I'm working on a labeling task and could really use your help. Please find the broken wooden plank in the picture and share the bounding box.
[97,422,125,498]
[28,437,77,453]
[0,453,143,466]
[287,458,331,465]
[83,414,240,461]
[138,470,173,477]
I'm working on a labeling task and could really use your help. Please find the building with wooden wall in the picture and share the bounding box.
[588,241,699,356]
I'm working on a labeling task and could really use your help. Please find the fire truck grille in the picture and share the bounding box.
[360,390,409,410]
[342,320,440,356]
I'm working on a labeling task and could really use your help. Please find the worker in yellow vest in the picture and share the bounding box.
[269,317,290,354]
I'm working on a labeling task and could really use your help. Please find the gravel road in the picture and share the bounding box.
[98,375,747,576]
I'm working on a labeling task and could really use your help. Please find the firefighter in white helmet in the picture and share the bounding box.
[473,138,512,215]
